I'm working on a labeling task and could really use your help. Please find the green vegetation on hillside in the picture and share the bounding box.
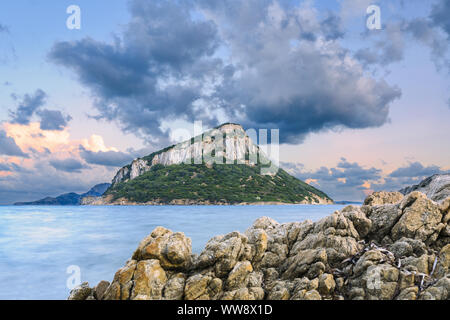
[105,163,332,204]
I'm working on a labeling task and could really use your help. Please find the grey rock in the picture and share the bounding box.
[400,174,450,203]
[93,280,110,300]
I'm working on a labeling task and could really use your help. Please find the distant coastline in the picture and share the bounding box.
[80,195,334,206]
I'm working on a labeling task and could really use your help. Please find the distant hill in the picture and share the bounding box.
[14,183,110,205]
[95,123,333,205]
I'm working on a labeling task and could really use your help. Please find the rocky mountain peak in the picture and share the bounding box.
[96,123,332,205]
[214,122,245,131]
[111,123,266,187]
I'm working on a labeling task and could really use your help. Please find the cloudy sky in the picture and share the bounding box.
[0,0,449,203]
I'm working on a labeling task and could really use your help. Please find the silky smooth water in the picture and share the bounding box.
[0,205,347,300]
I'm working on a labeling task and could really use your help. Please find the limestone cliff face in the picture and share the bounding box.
[111,123,261,188]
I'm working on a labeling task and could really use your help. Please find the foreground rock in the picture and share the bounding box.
[70,191,450,300]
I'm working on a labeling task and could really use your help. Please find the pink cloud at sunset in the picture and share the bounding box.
[2,122,119,158]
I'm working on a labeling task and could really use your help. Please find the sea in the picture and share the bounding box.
[0,204,348,300]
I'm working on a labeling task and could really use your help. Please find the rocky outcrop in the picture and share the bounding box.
[400,174,450,203]
[70,190,450,300]
[111,123,261,188]
[363,191,404,206]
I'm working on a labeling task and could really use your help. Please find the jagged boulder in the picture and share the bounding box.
[131,259,167,300]
[93,280,110,300]
[225,261,253,290]
[163,273,186,300]
[195,231,250,277]
[364,191,404,206]
[344,248,400,300]
[391,192,444,244]
[68,282,92,300]
[132,227,192,270]
[103,259,137,300]
[318,273,336,296]
[363,203,402,243]
[286,210,363,270]
[419,276,450,300]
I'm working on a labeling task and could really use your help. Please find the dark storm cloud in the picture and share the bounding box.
[49,158,88,173]
[408,0,450,104]
[405,18,449,72]
[406,18,446,54]
[37,109,72,131]
[355,23,406,67]
[355,0,450,79]
[388,161,448,178]
[49,0,401,145]
[79,146,134,167]
[186,0,402,143]
[0,130,28,157]
[9,89,47,125]
[50,0,221,146]
[282,159,448,201]
[9,89,72,130]
[371,162,449,193]
[430,0,450,38]
[332,158,382,186]
[320,12,345,40]
[282,158,382,200]
[127,0,220,70]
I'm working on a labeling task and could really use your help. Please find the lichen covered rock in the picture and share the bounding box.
[132,227,192,270]
[68,282,92,300]
[364,191,404,206]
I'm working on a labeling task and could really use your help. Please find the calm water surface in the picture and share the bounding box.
[0,204,346,299]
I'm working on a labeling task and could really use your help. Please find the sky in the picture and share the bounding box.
[0,0,449,203]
